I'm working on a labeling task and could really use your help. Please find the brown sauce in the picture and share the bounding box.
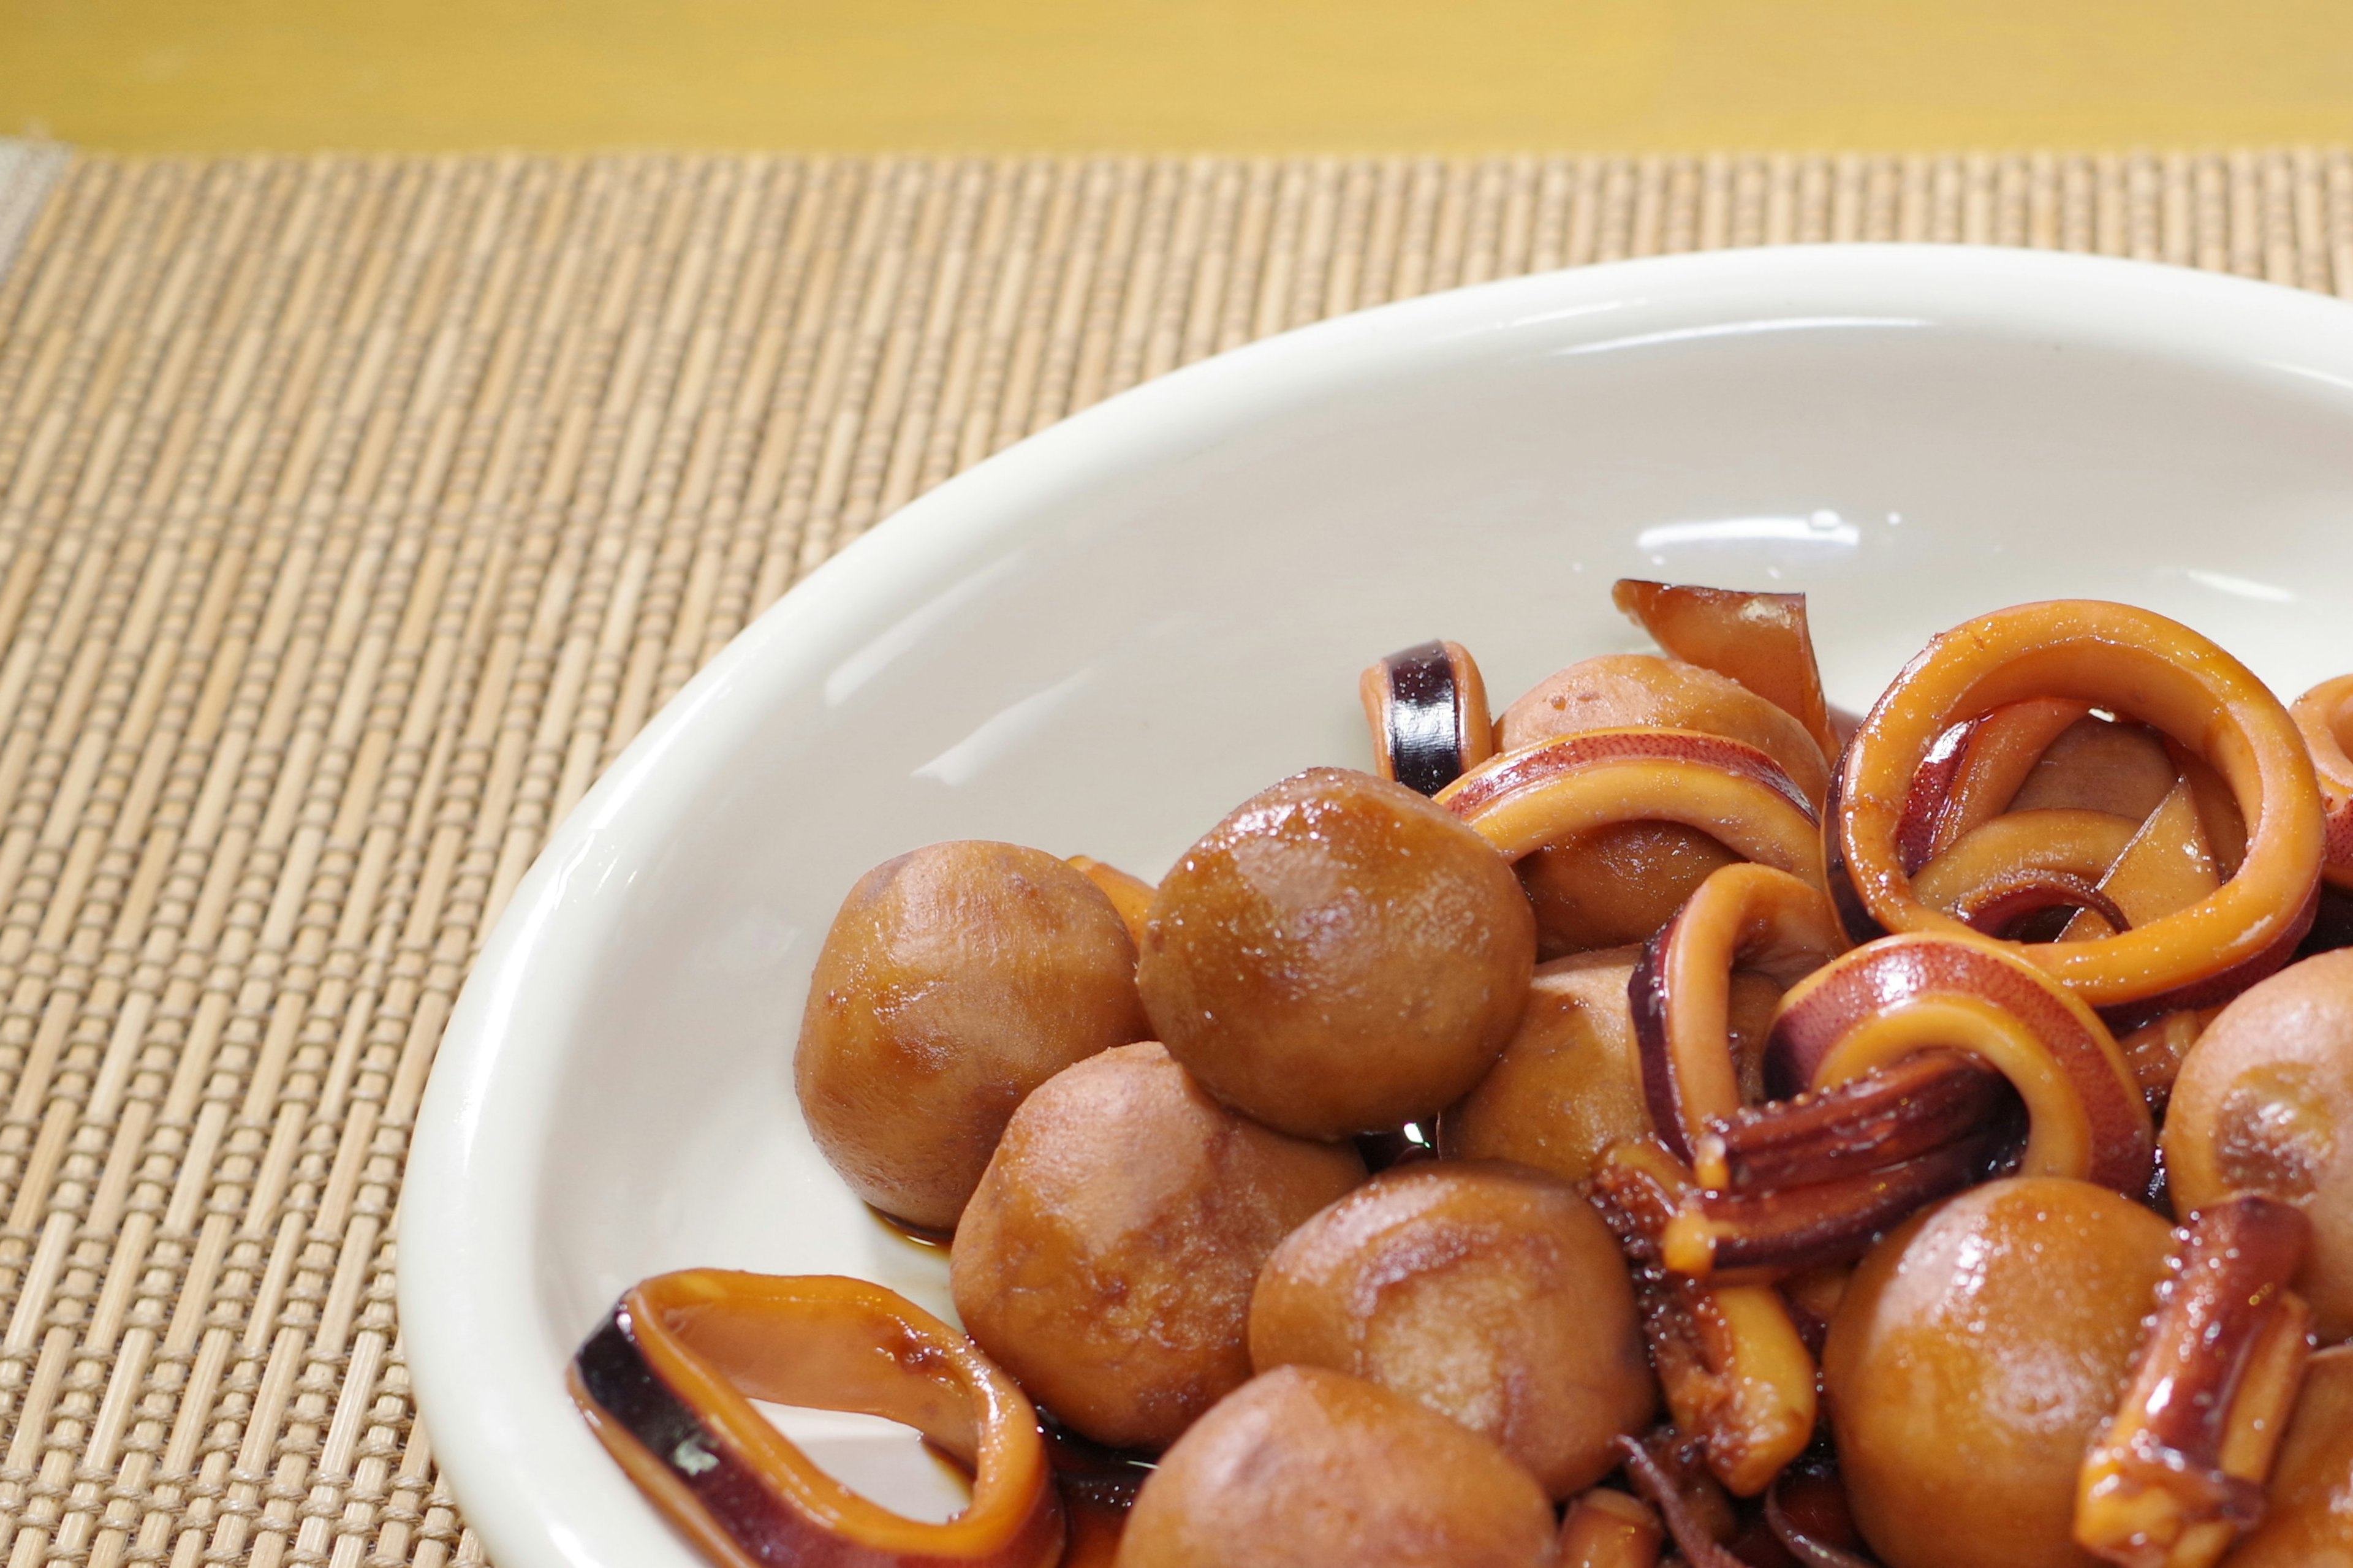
[1039,1411,1154,1564]
[1056,1498,1129,1567]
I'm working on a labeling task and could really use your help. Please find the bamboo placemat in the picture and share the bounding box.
[3,146,2353,1568]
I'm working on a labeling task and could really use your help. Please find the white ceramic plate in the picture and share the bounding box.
[401,244,2353,1568]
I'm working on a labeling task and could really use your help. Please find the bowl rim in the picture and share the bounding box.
[398,241,2353,1568]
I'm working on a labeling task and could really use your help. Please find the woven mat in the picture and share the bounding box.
[3,146,2353,1568]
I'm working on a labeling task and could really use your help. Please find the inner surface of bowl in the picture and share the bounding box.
[401,244,2353,1568]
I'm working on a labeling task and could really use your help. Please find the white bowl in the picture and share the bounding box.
[401,244,2353,1568]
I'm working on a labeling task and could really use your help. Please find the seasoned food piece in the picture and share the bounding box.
[1138,767,1535,1140]
[569,1271,1063,1568]
[1439,948,1651,1183]
[2073,1197,2311,1568]
[2221,1344,2353,1567]
[1498,653,1827,956]
[1441,727,1827,896]
[1360,638,1495,795]
[2057,778,2222,942]
[1498,653,1830,807]
[950,1044,1364,1451]
[1909,808,2139,934]
[1556,1488,1664,1568]
[2292,674,2353,891]
[1832,600,2323,1010]
[1632,864,1846,1165]
[1610,580,1840,768]
[795,840,1150,1230]
[1518,823,1745,959]
[1442,950,1779,1186]
[1587,1146,1821,1496]
[2006,713,2179,822]
[1824,1176,2173,1568]
[2164,948,2353,1341]
[1899,698,2092,869]
[1767,930,2154,1197]
[1248,1162,1654,1498]
[1066,854,1156,949]
[1113,1365,1559,1568]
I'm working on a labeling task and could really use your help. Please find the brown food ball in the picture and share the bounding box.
[950,1043,1364,1450]
[1519,821,1743,958]
[1497,653,1830,806]
[1113,1365,1559,1568]
[2163,950,2353,1342]
[1248,1161,1654,1497]
[2223,1344,2353,1566]
[1137,767,1536,1140]
[1441,951,1780,1184]
[795,840,1150,1230]
[1823,1177,2172,1568]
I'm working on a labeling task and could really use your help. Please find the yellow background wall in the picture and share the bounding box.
[6,0,2353,153]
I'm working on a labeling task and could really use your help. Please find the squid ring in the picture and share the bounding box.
[1360,638,1495,795]
[1768,931,2154,1197]
[1896,697,2090,873]
[1908,810,2139,928]
[1437,728,1825,888]
[570,1270,1063,1568]
[2294,674,2353,892]
[1835,601,2324,1010]
[1630,863,1848,1164]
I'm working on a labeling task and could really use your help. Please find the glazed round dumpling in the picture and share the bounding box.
[1517,822,1743,958]
[1113,1366,1559,1568]
[1441,949,1779,1184]
[1496,653,1830,803]
[1137,767,1535,1140]
[795,840,1150,1230]
[2164,949,2353,1341]
[1248,1161,1654,1497]
[950,1043,1364,1450]
[1496,654,1828,958]
[1824,1177,2171,1568]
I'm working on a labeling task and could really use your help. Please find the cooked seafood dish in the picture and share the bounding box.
[571,583,2353,1568]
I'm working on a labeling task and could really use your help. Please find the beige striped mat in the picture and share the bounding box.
[4,145,2353,1568]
